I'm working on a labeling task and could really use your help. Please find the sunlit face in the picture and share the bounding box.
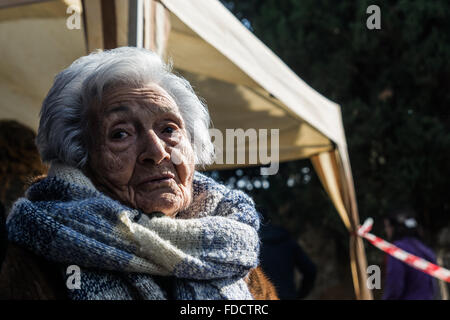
[87,83,195,217]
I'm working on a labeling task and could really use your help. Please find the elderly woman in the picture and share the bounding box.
[6,47,276,300]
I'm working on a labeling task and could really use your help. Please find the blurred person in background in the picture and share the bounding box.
[259,223,317,299]
[383,207,438,300]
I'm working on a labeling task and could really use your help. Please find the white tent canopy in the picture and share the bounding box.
[0,0,371,299]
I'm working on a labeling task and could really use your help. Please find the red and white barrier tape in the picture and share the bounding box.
[358,218,450,283]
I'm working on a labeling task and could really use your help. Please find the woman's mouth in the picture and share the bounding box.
[138,172,176,186]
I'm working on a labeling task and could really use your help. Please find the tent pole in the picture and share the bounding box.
[311,150,373,300]
[128,0,143,48]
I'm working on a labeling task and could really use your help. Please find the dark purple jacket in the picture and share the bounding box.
[382,237,437,300]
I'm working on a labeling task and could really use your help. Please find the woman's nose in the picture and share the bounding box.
[138,129,171,165]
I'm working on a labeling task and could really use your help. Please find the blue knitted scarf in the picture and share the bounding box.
[6,164,260,300]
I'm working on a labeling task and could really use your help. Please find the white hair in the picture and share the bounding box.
[36,47,214,168]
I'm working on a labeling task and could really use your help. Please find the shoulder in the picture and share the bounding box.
[192,171,230,197]
[181,172,259,229]
[192,172,256,209]
[393,237,436,262]
[392,238,415,251]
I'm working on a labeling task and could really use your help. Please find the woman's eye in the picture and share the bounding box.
[162,126,175,134]
[111,130,129,140]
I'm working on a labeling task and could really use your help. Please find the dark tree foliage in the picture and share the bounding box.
[215,0,450,249]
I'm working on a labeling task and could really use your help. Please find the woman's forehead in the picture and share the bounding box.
[101,83,178,112]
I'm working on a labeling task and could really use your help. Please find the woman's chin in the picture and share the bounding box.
[135,183,191,217]
[138,194,183,217]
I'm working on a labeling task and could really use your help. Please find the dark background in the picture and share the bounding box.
[205,0,450,298]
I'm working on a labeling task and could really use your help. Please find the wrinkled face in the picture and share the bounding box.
[87,83,195,217]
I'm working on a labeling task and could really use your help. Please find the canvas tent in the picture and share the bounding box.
[0,0,372,299]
